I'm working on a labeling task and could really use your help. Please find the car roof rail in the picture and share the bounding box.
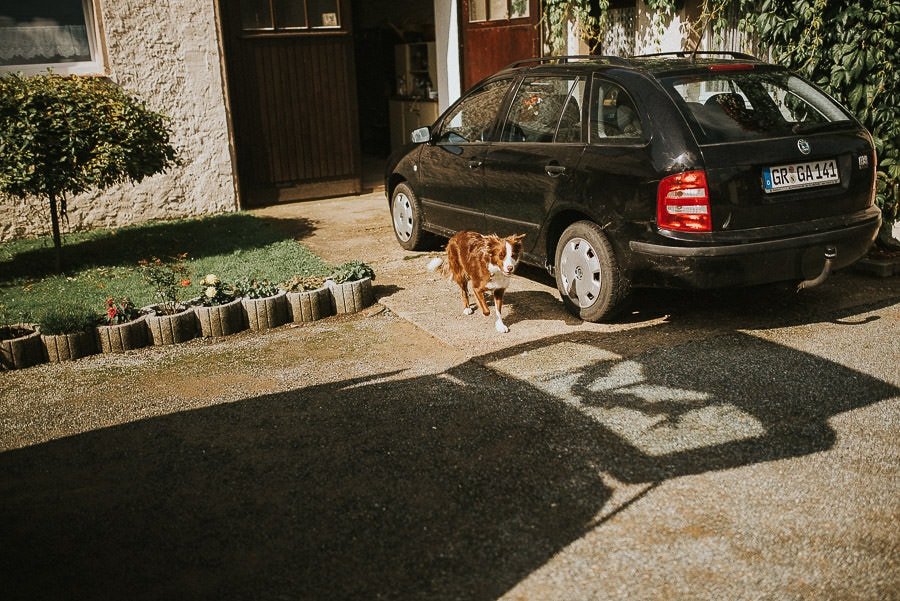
[504,55,634,69]
[633,50,761,62]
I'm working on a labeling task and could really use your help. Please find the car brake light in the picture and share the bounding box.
[709,63,755,72]
[657,170,712,232]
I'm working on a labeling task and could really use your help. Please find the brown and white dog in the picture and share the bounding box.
[428,231,526,333]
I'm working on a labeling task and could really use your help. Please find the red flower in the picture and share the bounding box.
[107,307,117,319]
[180,279,191,287]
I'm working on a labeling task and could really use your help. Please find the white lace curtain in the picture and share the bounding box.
[0,24,90,63]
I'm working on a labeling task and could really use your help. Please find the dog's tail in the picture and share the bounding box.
[427,256,445,274]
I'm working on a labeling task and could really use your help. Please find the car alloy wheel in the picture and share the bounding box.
[392,190,414,243]
[554,221,630,322]
[559,236,602,308]
[390,182,432,251]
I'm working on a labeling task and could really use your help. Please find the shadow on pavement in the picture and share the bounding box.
[510,261,900,331]
[1,323,897,600]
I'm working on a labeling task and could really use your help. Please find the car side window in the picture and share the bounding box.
[501,76,585,143]
[437,79,510,144]
[591,78,644,142]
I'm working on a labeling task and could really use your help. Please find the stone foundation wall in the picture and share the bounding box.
[0,1,238,242]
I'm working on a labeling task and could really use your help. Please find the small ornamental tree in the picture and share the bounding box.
[0,74,179,271]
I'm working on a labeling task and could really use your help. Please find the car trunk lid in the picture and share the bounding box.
[700,129,875,232]
[659,67,876,235]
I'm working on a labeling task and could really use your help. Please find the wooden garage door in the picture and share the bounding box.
[461,0,542,91]
[218,0,361,206]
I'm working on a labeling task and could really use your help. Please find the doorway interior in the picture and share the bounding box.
[351,1,439,190]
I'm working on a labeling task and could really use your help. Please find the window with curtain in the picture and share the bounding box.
[240,0,342,32]
[0,0,103,75]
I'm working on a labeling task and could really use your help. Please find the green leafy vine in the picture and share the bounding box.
[748,0,899,232]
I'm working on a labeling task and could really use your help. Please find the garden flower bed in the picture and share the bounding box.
[0,214,376,369]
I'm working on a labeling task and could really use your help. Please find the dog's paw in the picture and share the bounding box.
[463,307,474,315]
[495,321,510,334]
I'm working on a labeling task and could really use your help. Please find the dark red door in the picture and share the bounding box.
[461,0,542,91]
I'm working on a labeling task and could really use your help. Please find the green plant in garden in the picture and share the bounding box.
[0,302,31,326]
[104,297,139,325]
[543,0,685,54]
[743,0,899,242]
[543,0,611,54]
[0,74,179,272]
[329,261,375,284]
[281,275,326,292]
[233,277,281,299]
[138,253,192,314]
[196,274,236,306]
[0,213,331,319]
[33,305,97,335]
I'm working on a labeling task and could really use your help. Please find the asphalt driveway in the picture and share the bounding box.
[1,191,898,600]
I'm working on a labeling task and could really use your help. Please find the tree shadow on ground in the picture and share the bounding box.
[1,326,896,600]
[0,213,318,282]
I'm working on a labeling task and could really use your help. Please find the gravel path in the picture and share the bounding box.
[1,192,898,600]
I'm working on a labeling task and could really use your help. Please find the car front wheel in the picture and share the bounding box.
[391,182,430,251]
[555,221,630,322]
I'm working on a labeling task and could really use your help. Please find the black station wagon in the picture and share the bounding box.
[385,53,881,321]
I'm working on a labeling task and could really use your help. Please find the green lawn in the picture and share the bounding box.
[0,212,332,324]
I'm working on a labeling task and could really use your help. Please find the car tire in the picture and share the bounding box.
[554,221,630,322]
[391,182,431,251]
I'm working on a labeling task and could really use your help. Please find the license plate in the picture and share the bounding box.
[763,159,840,193]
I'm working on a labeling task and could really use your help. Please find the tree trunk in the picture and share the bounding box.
[49,193,63,273]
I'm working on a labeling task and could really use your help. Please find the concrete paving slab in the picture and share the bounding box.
[253,192,900,355]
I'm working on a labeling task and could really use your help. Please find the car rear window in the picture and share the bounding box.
[661,69,853,144]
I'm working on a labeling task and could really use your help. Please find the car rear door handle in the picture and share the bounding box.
[545,163,567,177]
[467,159,484,169]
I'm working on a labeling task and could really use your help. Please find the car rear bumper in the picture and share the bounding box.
[628,207,881,288]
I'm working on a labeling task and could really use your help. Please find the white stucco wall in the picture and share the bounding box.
[635,0,689,54]
[434,0,461,113]
[0,0,237,242]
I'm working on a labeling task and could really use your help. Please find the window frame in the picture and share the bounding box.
[0,0,107,76]
[468,0,531,23]
[239,0,344,36]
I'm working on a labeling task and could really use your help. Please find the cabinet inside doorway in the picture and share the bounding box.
[389,99,439,149]
[390,42,439,151]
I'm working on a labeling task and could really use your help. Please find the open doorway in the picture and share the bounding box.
[351,1,438,191]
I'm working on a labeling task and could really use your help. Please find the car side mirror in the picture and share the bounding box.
[410,127,431,144]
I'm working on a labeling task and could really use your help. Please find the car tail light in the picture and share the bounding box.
[657,170,712,232]
[709,63,755,72]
